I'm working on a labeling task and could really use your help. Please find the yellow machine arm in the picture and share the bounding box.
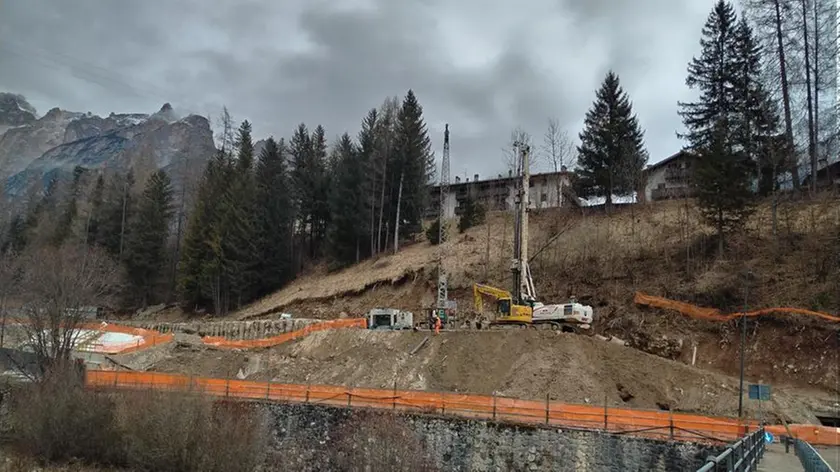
[473,283,532,324]
[473,283,514,313]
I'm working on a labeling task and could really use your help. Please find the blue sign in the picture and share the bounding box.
[764,431,774,444]
[748,384,771,401]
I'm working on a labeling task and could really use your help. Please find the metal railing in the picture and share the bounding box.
[696,428,766,471]
[794,437,835,472]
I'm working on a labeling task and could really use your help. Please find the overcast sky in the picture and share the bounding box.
[1,0,717,178]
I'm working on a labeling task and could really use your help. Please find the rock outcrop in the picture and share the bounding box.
[0,94,216,198]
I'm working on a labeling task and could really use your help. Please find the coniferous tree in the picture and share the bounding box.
[425,218,441,245]
[357,109,378,256]
[393,90,434,239]
[679,0,776,254]
[124,170,174,307]
[51,166,86,246]
[576,71,649,206]
[290,123,314,261]
[93,171,135,258]
[310,125,330,258]
[222,120,259,306]
[328,133,367,265]
[2,214,27,254]
[85,173,105,246]
[179,151,234,313]
[458,195,485,233]
[253,137,294,295]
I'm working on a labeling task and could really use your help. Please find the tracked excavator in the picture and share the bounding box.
[472,142,594,332]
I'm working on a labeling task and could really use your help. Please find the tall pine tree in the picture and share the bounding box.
[179,151,234,313]
[222,120,259,306]
[576,71,649,206]
[679,0,776,254]
[393,90,434,239]
[253,137,294,295]
[357,109,378,257]
[328,133,367,266]
[310,125,330,259]
[124,170,174,307]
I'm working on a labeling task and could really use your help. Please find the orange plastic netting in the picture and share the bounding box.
[85,370,840,447]
[634,292,840,323]
[201,318,367,349]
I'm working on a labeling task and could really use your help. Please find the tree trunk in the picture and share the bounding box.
[773,0,799,188]
[717,211,724,258]
[801,0,817,193]
[811,0,819,181]
[393,171,404,254]
[119,180,128,259]
[376,151,388,254]
[369,165,377,257]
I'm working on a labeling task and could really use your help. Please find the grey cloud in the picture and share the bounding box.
[0,0,713,177]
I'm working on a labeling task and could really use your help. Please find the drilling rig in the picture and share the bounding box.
[433,124,454,327]
[473,141,594,331]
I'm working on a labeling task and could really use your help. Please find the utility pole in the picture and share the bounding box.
[738,272,751,418]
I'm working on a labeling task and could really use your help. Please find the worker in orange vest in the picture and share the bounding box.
[434,313,442,335]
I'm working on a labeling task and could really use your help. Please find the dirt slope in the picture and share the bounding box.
[148,329,835,424]
[224,197,840,396]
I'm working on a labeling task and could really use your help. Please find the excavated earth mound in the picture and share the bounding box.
[147,328,835,424]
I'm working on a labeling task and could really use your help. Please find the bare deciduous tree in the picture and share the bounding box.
[541,118,576,173]
[541,118,577,208]
[0,250,20,348]
[17,244,122,372]
[501,126,534,176]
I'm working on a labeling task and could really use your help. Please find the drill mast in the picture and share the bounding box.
[436,124,451,314]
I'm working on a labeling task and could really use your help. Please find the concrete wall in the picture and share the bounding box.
[111,319,318,341]
[263,403,722,472]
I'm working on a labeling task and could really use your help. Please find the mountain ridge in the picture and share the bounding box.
[0,92,216,198]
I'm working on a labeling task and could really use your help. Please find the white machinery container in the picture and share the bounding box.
[367,308,414,330]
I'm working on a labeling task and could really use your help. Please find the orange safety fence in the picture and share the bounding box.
[2,317,174,355]
[84,370,840,447]
[634,292,840,323]
[5,317,368,354]
[200,318,368,349]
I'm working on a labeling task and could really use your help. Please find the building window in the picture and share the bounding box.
[541,193,547,203]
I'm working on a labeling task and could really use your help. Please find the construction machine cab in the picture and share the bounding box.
[497,298,511,316]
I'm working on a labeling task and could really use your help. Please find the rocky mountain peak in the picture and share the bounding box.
[0,92,217,201]
[0,93,37,127]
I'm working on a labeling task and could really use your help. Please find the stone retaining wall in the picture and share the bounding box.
[108,319,318,341]
[263,402,722,472]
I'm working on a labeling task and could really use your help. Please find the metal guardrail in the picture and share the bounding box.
[696,428,766,471]
[794,437,835,472]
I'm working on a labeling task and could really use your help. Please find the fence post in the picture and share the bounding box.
[669,409,674,440]
[392,380,397,410]
[225,378,230,397]
[306,383,310,403]
[492,392,497,421]
[603,393,608,431]
[545,393,550,425]
[265,380,270,400]
[347,387,352,407]
[114,370,118,389]
[441,392,445,415]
